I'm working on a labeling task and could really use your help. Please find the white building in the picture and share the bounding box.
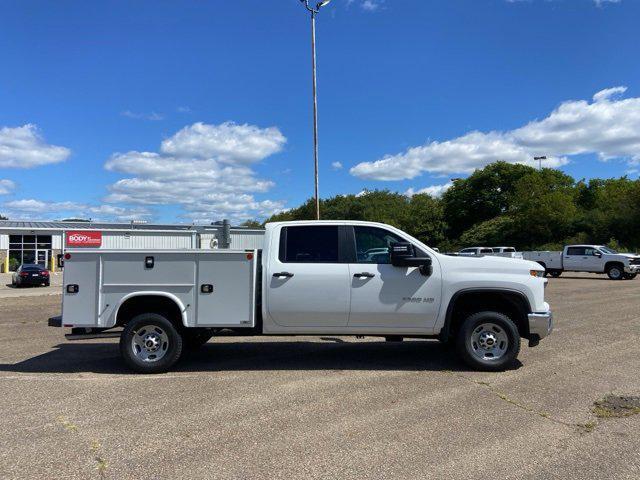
[0,220,264,272]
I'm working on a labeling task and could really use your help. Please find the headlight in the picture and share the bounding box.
[530,269,544,277]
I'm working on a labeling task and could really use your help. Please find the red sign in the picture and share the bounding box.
[66,231,102,247]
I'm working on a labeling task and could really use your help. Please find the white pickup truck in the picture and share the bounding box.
[522,245,640,280]
[49,221,553,373]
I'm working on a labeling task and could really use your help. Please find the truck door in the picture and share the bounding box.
[347,226,441,331]
[582,247,605,272]
[265,225,350,328]
[563,246,587,271]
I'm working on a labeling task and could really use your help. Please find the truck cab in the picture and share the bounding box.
[562,245,640,279]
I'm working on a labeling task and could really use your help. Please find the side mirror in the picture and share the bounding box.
[390,242,416,265]
[390,242,433,276]
[593,251,602,257]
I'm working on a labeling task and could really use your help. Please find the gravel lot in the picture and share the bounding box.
[0,273,639,479]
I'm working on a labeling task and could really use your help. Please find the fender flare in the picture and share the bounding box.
[439,288,532,341]
[114,291,189,327]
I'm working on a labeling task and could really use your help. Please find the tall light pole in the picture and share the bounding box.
[300,0,331,220]
[534,156,547,170]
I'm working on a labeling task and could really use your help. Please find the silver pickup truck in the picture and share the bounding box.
[522,245,640,280]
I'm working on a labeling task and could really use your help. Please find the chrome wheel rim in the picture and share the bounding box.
[131,325,169,362]
[470,322,509,361]
[610,267,622,279]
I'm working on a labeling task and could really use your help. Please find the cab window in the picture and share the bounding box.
[279,226,339,263]
[566,247,585,256]
[354,226,403,264]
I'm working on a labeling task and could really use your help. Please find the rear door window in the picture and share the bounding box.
[566,247,585,256]
[279,226,339,263]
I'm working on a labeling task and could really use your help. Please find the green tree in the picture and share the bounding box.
[441,162,538,239]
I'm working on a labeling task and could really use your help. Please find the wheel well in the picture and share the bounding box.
[605,261,624,271]
[445,290,530,341]
[115,295,183,328]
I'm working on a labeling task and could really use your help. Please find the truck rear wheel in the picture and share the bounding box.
[549,270,562,278]
[606,264,624,280]
[456,311,520,371]
[120,313,183,373]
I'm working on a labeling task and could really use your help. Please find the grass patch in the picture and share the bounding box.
[593,395,640,419]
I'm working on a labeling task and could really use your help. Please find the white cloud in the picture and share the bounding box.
[160,122,286,164]
[361,0,383,11]
[347,0,383,11]
[104,121,287,222]
[405,182,453,198]
[351,87,640,181]
[0,125,70,168]
[1,198,150,222]
[121,110,164,121]
[331,161,343,170]
[0,179,15,195]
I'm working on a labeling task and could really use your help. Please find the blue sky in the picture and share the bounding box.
[0,0,638,223]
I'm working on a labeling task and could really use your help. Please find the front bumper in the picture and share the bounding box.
[625,265,640,274]
[527,310,553,347]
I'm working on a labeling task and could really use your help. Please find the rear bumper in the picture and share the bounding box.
[528,310,553,347]
[48,315,62,327]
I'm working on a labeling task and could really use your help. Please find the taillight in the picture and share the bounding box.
[42,270,49,276]
[19,272,28,277]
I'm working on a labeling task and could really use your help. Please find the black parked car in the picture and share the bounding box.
[12,264,50,287]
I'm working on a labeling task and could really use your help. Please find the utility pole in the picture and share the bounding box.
[300,0,332,220]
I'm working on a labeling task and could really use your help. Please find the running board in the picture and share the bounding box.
[65,328,122,340]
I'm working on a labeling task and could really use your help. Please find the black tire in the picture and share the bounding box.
[623,273,637,280]
[44,282,50,287]
[183,329,214,351]
[549,270,562,278]
[456,311,520,371]
[606,264,624,280]
[119,313,183,374]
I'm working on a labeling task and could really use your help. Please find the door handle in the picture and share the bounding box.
[273,272,294,278]
[353,272,375,278]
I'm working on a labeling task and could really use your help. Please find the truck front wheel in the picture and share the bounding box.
[606,264,624,280]
[456,311,520,371]
[120,313,183,374]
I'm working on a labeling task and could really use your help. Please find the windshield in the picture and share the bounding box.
[599,246,618,254]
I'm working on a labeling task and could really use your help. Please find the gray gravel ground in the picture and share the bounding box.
[0,272,639,479]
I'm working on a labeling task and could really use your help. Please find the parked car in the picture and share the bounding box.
[491,246,524,259]
[458,247,495,256]
[12,264,50,287]
[522,245,640,280]
[49,220,553,373]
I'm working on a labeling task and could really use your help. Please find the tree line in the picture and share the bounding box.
[260,161,640,252]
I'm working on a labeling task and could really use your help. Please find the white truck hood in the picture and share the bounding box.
[443,253,541,274]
